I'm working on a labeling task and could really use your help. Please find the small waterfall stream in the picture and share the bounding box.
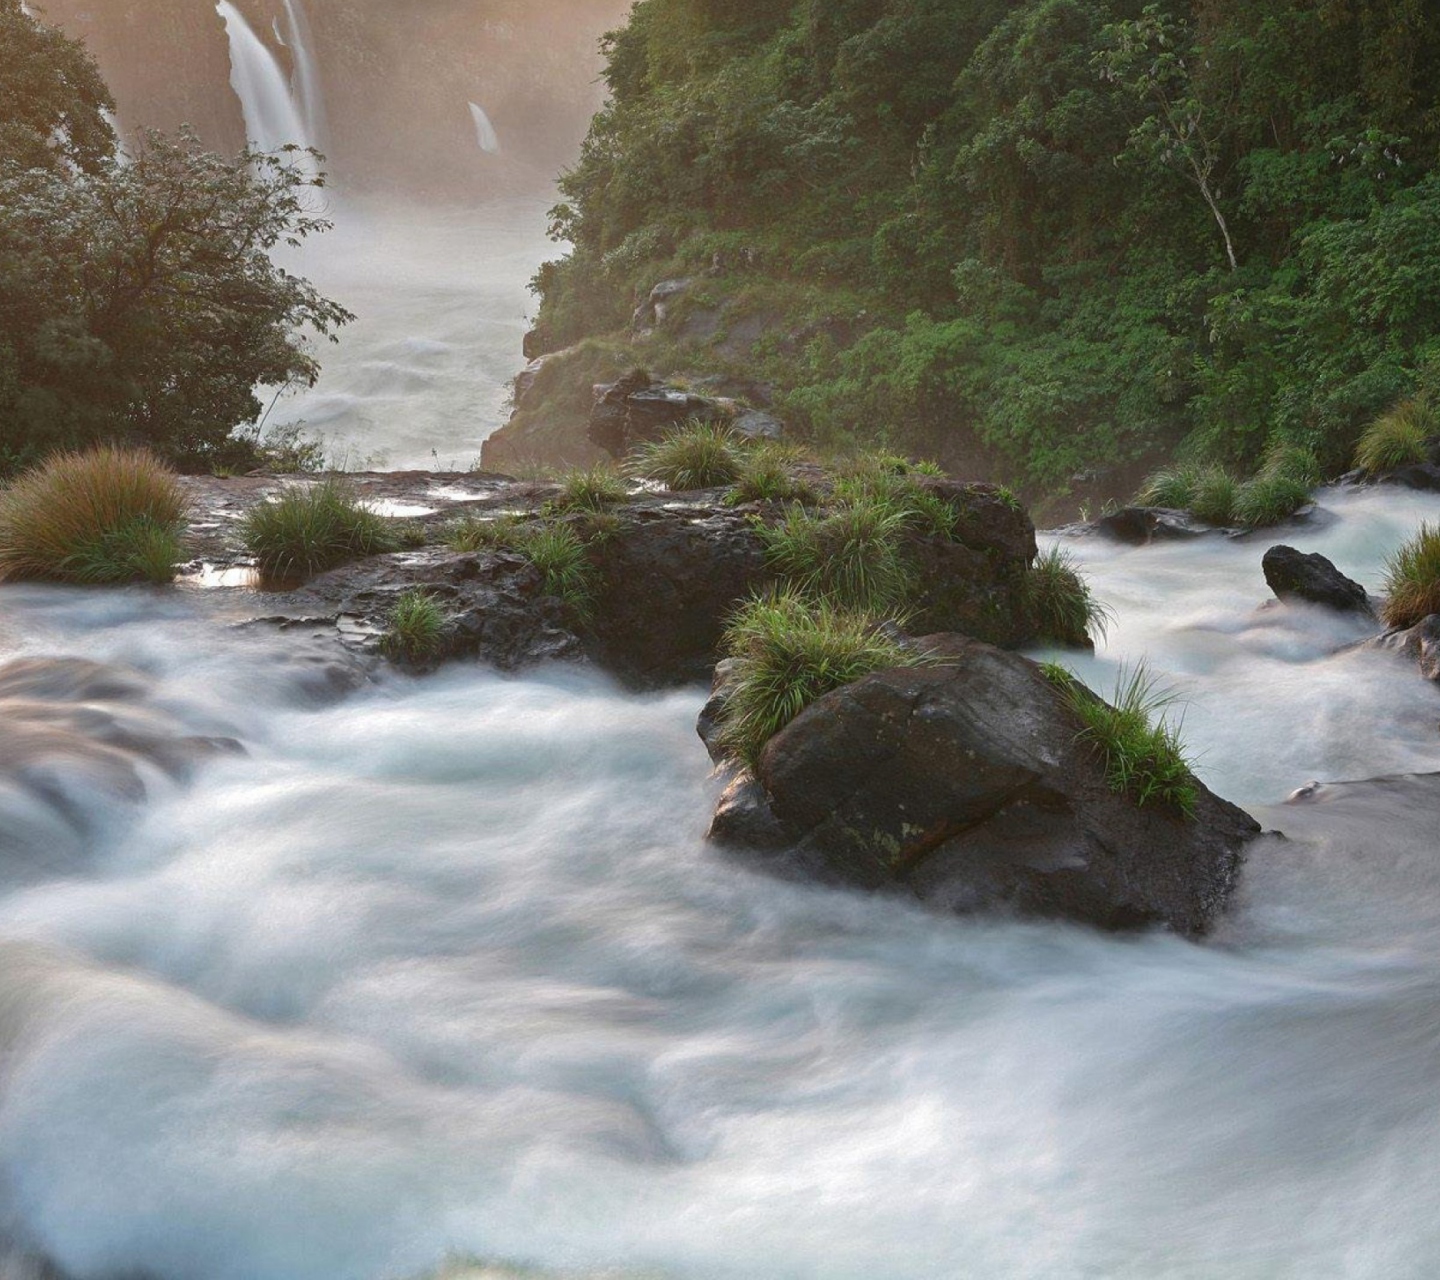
[214,0,319,167]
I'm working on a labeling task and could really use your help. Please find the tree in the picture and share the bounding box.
[0,0,350,472]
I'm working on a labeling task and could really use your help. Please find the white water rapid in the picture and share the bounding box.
[3,485,1440,1277]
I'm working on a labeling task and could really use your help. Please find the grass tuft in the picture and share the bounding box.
[510,523,596,615]
[1135,464,1200,510]
[725,443,817,505]
[1044,662,1198,818]
[1381,521,1440,628]
[717,592,921,768]
[1233,472,1312,528]
[444,513,522,552]
[630,421,743,491]
[759,498,913,611]
[1025,546,1111,645]
[241,478,398,577]
[381,589,447,662]
[547,465,630,513]
[1354,398,1435,473]
[0,446,185,584]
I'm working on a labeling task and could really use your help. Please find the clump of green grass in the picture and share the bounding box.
[1188,467,1239,525]
[547,465,629,513]
[0,446,186,584]
[630,421,743,491]
[725,443,817,506]
[717,592,921,768]
[1043,662,1198,818]
[759,498,913,611]
[444,513,521,552]
[1025,546,1111,646]
[1135,463,1201,510]
[1355,397,1435,473]
[381,589,447,662]
[512,523,596,615]
[391,521,429,549]
[1232,472,1313,529]
[1259,442,1323,488]
[241,478,397,577]
[1380,521,1440,628]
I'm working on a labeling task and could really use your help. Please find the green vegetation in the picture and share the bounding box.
[535,0,1440,495]
[725,442,817,505]
[381,589,448,663]
[443,513,597,615]
[1044,662,1198,818]
[547,465,630,513]
[0,0,348,474]
[1381,522,1440,629]
[444,514,521,552]
[717,592,920,768]
[1354,398,1436,474]
[240,479,397,578]
[0,446,185,583]
[1025,547,1110,647]
[1232,473,1312,529]
[1136,449,1319,529]
[758,499,913,612]
[630,422,744,491]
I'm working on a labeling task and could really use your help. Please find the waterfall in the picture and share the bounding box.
[468,102,501,155]
[282,0,328,149]
[215,1,318,168]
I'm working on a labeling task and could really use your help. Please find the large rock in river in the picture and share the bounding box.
[708,638,1260,935]
[1262,544,1371,614]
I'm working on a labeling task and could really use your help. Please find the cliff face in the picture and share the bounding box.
[41,0,628,192]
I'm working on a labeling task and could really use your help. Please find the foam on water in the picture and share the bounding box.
[1,486,1440,1277]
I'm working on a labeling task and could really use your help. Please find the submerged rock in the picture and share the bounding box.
[1262,545,1371,614]
[1365,614,1440,683]
[707,639,1260,935]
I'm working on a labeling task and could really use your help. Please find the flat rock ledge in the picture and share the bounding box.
[704,638,1261,936]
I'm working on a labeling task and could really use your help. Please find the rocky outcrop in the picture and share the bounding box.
[1262,545,1371,613]
[587,370,732,457]
[1366,614,1440,682]
[706,639,1260,935]
[1095,506,1214,544]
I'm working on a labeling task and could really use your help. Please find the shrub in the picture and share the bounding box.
[1259,442,1322,487]
[0,445,185,584]
[717,592,920,768]
[1044,662,1197,818]
[1025,546,1110,645]
[547,465,629,513]
[630,421,743,491]
[240,477,397,577]
[1233,473,1312,528]
[1135,464,1200,509]
[1381,521,1440,628]
[759,498,913,611]
[1354,398,1435,473]
[381,589,447,662]
[725,444,817,505]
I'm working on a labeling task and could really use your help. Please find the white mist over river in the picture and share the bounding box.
[3,487,1440,1277]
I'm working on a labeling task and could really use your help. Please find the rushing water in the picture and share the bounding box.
[3,486,1440,1278]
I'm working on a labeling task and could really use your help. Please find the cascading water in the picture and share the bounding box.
[4,485,1440,1278]
[282,0,327,150]
[469,102,502,155]
[214,0,318,167]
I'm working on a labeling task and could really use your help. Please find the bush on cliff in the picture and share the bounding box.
[1025,547,1110,647]
[0,446,185,584]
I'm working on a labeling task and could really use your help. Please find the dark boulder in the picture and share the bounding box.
[1096,506,1213,545]
[1378,462,1440,492]
[588,370,729,457]
[1366,614,1440,682]
[1262,545,1371,613]
[708,639,1259,935]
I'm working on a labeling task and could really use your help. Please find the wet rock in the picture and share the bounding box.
[587,370,730,458]
[1262,545,1371,614]
[708,639,1259,935]
[1366,614,1440,682]
[270,547,585,671]
[1378,461,1440,492]
[632,277,696,331]
[1095,506,1213,545]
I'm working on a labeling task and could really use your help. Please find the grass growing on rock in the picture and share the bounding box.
[718,592,921,769]
[241,478,398,577]
[1043,662,1198,818]
[1025,547,1111,646]
[1232,473,1313,529]
[758,497,914,611]
[725,442,818,505]
[1355,398,1435,473]
[630,421,743,491]
[547,465,629,513]
[511,523,596,615]
[1380,521,1440,628]
[0,446,185,584]
[381,589,447,662]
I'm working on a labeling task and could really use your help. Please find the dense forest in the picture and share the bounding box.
[532,0,1440,494]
